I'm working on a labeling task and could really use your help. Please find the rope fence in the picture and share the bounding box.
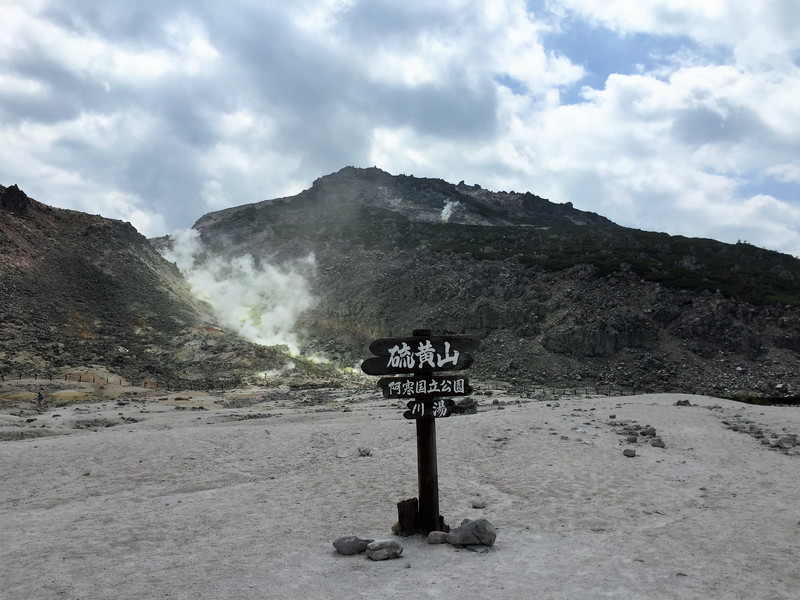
[0,371,155,388]
[0,370,250,391]
[514,387,643,397]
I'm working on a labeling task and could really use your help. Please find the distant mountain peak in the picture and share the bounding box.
[237,167,618,229]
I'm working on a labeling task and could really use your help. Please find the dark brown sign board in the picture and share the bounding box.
[378,376,472,399]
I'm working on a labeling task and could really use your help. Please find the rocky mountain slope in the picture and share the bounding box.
[0,184,331,387]
[5,168,800,398]
[183,167,800,398]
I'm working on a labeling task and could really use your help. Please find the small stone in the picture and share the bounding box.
[609,414,616,419]
[358,447,372,457]
[447,518,497,546]
[623,449,636,458]
[777,437,797,449]
[427,531,449,544]
[472,496,487,509]
[651,438,666,448]
[626,435,638,443]
[333,535,374,555]
[366,540,403,560]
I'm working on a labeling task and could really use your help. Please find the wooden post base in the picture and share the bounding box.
[396,497,419,536]
[396,498,449,536]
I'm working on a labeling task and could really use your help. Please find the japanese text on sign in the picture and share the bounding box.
[409,400,452,418]
[387,340,459,370]
[386,377,466,397]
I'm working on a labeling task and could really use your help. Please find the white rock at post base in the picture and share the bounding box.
[427,531,449,544]
[366,540,403,560]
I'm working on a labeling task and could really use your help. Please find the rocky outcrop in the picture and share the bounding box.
[0,185,30,214]
[542,316,654,357]
[0,185,327,386]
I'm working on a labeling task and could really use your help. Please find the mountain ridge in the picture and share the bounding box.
[181,167,800,397]
[4,168,800,398]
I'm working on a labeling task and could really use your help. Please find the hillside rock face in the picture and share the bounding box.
[186,167,800,397]
[5,168,800,398]
[0,184,324,387]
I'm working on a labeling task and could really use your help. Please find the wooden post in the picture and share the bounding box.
[416,414,440,534]
[411,328,442,535]
[396,497,419,536]
[362,328,478,538]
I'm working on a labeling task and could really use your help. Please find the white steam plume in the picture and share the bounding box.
[162,229,315,355]
[441,200,459,222]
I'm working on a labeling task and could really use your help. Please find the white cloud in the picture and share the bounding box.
[553,0,800,69]
[0,0,798,257]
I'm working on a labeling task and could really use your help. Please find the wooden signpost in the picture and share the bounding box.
[361,329,479,535]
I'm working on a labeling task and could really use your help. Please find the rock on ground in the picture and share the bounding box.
[447,519,497,547]
[366,540,403,561]
[332,535,373,555]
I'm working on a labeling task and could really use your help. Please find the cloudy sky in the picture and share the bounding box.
[2,1,800,255]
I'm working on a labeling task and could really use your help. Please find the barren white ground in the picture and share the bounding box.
[2,388,799,599]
